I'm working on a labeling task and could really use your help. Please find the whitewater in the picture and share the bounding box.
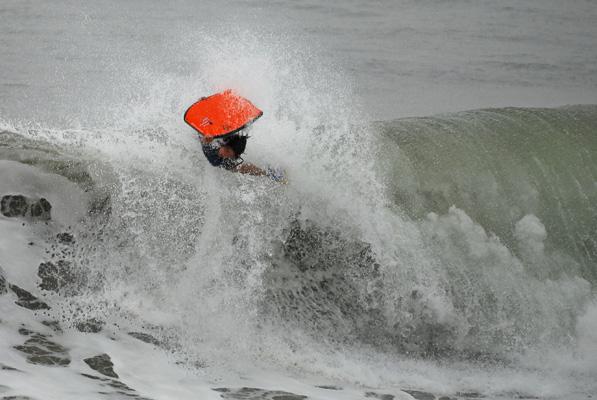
[1,1,597,400]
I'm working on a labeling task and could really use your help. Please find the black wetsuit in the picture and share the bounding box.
[201,141,238,170]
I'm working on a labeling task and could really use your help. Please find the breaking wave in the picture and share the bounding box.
[2,105,596,374]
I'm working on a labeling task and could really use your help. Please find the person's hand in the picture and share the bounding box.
[266,167,288,184]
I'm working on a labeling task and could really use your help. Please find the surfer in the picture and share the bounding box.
[186,89,286,182]
[200,133,269,176]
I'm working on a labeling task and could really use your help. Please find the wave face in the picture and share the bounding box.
[382,106,597,283]
[264,106,597,359]
[1,105,596,398]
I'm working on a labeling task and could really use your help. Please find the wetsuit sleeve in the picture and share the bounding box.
[202,143,224,167]
[201,143,238,170]
[220,158,238,171]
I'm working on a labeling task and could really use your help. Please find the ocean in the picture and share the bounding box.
[1,1,596,399]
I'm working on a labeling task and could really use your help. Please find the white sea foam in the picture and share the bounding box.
[1,1,596,399]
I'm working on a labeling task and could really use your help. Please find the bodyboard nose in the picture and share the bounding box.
[184,89,263,138]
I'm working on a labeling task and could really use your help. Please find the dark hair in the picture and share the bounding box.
[225,134,249,158]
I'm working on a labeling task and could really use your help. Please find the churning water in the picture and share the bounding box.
[1,1,596,400]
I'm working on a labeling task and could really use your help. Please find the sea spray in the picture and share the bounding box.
[1,32,596,400]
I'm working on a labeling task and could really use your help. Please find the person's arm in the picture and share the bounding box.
[234,163,288,183]
[233,162,267,176]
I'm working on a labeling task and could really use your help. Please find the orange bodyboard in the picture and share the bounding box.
[184,90,263,138]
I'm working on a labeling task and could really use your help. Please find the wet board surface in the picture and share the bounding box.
[184,90,263,138]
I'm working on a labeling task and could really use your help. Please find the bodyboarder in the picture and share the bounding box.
[200,132,270,176]
[185,89,286,182]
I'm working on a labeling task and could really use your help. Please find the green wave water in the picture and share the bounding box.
[380,105,597,283]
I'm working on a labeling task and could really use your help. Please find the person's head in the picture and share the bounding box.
[217,145,236,159]
[218,134,249,159]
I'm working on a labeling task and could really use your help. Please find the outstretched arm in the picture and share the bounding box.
[233,162,267,176]
[234,163,288,183]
